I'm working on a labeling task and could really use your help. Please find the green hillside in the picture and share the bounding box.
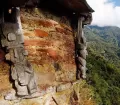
[84,26,120,105]
[85,26,120,67]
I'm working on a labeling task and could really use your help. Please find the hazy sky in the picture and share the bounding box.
[86,0,120,27]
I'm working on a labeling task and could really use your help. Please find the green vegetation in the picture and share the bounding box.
[84,26,120,105]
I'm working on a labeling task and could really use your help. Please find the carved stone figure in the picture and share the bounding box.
[76,16,88,79]
[1,7,40,100]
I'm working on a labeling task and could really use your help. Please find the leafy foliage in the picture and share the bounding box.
[84,26,120,105]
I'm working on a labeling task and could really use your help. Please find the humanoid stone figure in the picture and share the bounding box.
[1,7,39,100]
[76,16,88,79]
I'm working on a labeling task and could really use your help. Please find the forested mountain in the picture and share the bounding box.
[85,26,120,66]
[84,26,120,105]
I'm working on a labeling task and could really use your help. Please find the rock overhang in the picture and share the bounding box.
[1,0,94,15]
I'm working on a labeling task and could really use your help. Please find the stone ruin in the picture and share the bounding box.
[0,0,94,104]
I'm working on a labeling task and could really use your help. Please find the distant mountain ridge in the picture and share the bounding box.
[88,25,120,47]
[84,25,120,105]
[84,25,120,67]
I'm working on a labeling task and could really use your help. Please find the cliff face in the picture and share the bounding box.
[21,8,76,84]
[0,8,95,105]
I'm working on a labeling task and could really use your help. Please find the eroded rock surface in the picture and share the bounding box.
[0,8,95,105]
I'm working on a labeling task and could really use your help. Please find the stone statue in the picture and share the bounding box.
[1,7,40,100]
[75,16,88,79]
